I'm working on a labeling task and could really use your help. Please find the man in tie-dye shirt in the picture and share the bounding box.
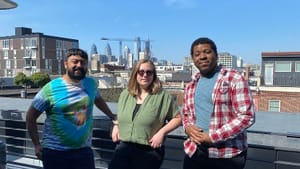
[26,48,116,169]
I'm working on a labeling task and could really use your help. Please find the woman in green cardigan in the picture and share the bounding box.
[109,59,182,169]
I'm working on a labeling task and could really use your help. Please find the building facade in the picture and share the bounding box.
[0,27,79,77]
[261,52,300,87]
[253,52,300,113]
[218,52,238,69]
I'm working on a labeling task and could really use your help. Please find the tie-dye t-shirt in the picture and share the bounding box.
[31,77,100,150]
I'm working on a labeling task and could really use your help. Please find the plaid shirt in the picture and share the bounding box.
[182,67,255,158]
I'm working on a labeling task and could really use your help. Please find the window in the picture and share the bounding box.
[31,38,37,47]
[20,39,24,49]
[296,62,300,72]
[56,40,62,49]
[10,39,13,49]
[6,60,11,69]
[45,59,48,69]
[25,49,32,58]
[275,61,291,72]
[14,57,17,69]
[42,38,45,47]
[2,40,9,49]
[71,42,78,48]
[25,59,31,67]
[264,64,273,85]
[269,100,280,112]
[45,59,52,70]
[3,50,9,59]
[31,50,37,58]
[32,60,36,67]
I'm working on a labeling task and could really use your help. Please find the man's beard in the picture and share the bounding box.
[67,68,86,81]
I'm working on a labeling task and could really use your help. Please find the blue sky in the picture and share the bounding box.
[1,0,300,64]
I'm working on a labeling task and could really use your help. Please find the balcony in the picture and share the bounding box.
[23,65,32,69]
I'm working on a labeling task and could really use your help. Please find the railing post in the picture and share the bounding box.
[0,140,6,169]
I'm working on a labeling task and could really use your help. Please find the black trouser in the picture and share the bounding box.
[183,146,247,169]
[108,141,165,169]
[42,147,95,169]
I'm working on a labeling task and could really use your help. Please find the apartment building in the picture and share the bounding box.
[261,52,300,87]
[254,52,300,112]
[218,52,238,69]
[0,27,79,77]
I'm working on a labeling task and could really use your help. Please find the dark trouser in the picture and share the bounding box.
[42,147,95,169]
[108,141,165,169]
[183,146,247,169]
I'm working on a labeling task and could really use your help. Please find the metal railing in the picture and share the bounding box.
[0,117,300,169]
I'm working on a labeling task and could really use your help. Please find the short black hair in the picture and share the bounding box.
[65,48,88,60]
[190,37,218,56]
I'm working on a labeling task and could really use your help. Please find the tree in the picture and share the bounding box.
[30,72,51,87]
[14,72,33,88]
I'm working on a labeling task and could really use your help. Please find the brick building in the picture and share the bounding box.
[253,87,300,113]
[0,27,79,77]
[255,52,300,113]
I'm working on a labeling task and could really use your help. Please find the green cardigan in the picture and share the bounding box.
[117,89,180,145]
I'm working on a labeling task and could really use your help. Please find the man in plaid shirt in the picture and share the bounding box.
[182,37,255,169]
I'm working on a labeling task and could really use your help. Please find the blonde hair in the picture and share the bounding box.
[128,59,162,96]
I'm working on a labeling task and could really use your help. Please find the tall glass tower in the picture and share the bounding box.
[134,37,141,61]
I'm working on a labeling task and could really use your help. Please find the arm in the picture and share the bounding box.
[94,96,116,120]
[149,113,182,148]
[26,105,43,159]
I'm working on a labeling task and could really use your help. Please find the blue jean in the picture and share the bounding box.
[42,147,95,169]
[108,141,165,169]
[183,146,247,169]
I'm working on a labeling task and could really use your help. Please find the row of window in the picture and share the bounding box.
[2,39,78,50]
[264,61,300,85]
[274,61,300,72]
[1,38,38,49]
[2,49,36,60]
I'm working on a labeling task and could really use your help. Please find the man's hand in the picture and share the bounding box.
[184,125,212,144]
[35,144,43,160]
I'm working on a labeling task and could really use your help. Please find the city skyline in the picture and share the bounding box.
[1,0,300,64]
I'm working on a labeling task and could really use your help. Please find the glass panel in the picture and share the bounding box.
[264,64,273,85]
[275,62,291,72]
[269,100,280,112]
[296,62,300,72]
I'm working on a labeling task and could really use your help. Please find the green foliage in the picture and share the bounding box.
[14,72,51,88]
[30,72,51,87]
[14,72,33,87]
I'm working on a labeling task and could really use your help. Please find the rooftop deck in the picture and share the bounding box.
[0,97,300,169]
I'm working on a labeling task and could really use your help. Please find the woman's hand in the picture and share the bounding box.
[111,125,120,142]
[149,130,165,148]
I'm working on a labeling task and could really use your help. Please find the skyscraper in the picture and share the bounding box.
[144,39,151,59]
[90,44,98,56]
[123,45,130,67]
[134,37,141,61]
[105,43,112,56]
